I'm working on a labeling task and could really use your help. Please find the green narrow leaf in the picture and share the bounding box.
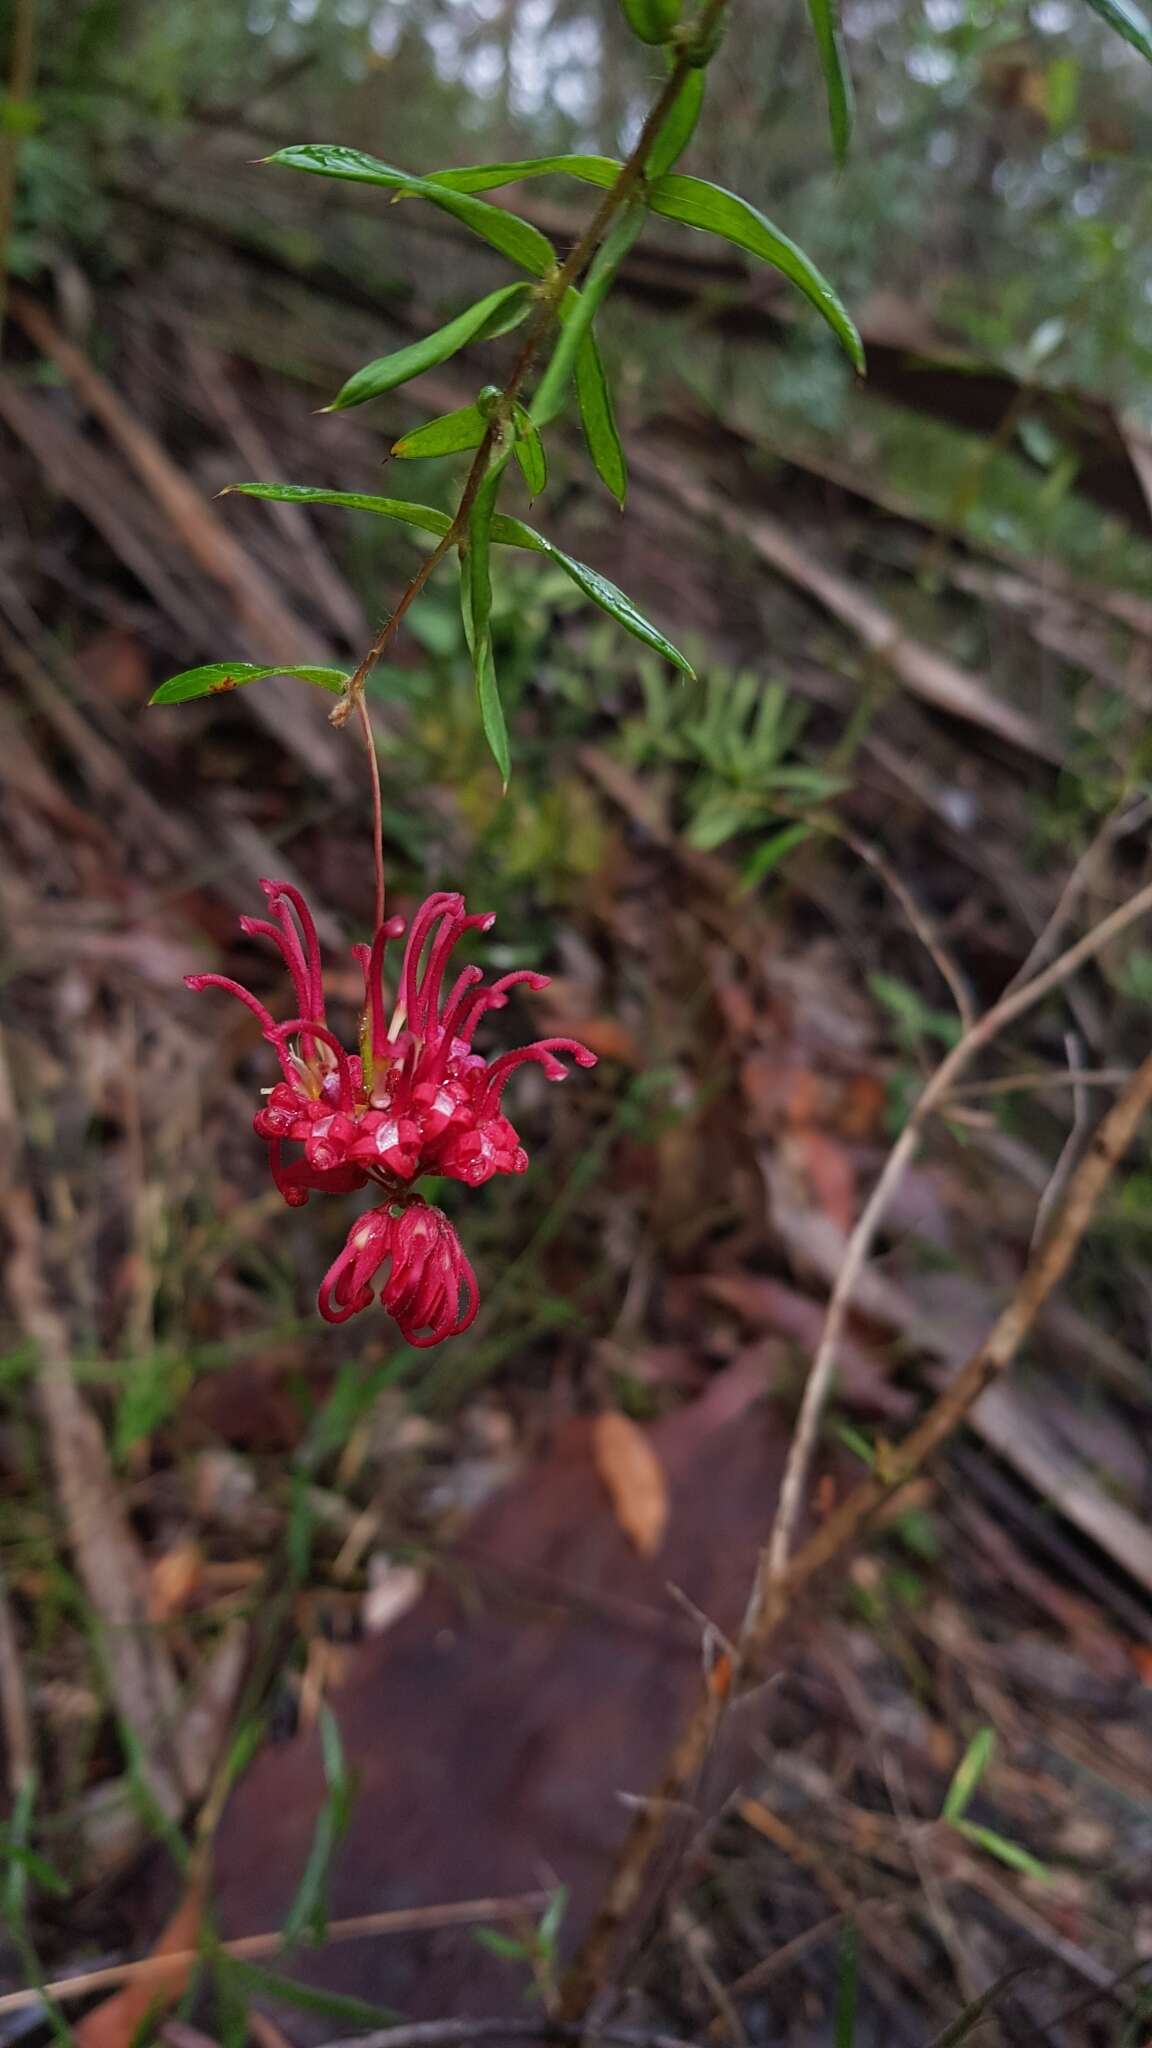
[574,330,627,505]
[1082,0,1152,60]
[229,479,525,551]
[648,66,705,177]
[550,552,693,672]
[489,514,692,673]
[740,820,815,889]
[393,403,487,459]
[952,1821,1052,1885]
[225,483,452,539]
[537,1883,569,1957]
[834,1923,858,2048]
[149,661,349,705]
[805,0,854,165]
[462,467,511,784]
[224,1959,403,2028]
[619,0,681,44]
[943,1726,995,1822]
[281,1703,351,1944]
[645,173,863,370]
[532,208,646,428]
[427,154,620,195]
[266,144,557,276]
[227,481,686,680]
[476,636,510,787]
[472,1928,528,1960]
[328,283,533,412]
[511,404,547,497]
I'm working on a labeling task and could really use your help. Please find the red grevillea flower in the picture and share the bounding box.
[317,1199,479,1345]
[186,879,596,1345]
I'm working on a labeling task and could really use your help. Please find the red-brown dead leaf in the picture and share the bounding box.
[786,1127,857,1235]
[839,1071,887,1140]
[1130,1643,1152,1684]
[784,1068,828,1130]
[592,1410,669,1556]
[75,1878,205,2048]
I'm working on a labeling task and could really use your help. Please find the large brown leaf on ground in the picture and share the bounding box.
[209,1361,792,2032]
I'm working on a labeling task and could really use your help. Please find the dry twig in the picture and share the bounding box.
[758,868,1152,1607]
[0,1894,554,2018]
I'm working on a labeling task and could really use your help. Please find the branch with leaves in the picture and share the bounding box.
[151,0,862,797]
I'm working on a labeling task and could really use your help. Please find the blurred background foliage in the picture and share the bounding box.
[10,0,1152,396]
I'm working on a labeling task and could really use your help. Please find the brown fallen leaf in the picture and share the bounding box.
[148,1542,203,1622]
[787,1126,857,1235]
[592,1410,669,1557]
[75,1877,205,2048]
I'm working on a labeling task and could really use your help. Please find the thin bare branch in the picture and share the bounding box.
[834,823,975,1032]
[1004,792,1152,997]
[756,868,1152,1610]
[0,1895,553,2017]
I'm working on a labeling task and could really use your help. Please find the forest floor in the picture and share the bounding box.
[3,131,1152,2048]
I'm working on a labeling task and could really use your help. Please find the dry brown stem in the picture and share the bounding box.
[758,865,1152,1608]
[0,1893,553,2018]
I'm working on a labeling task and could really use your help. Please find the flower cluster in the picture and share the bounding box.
[187,880,595,1345]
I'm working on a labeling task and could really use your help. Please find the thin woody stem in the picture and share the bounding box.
[355,691,386,930]
[755,865,1152,1617]
[330,0,728,728]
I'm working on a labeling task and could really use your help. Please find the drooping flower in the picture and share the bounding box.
[317,1198,479,1345]
[187,879,596,1343]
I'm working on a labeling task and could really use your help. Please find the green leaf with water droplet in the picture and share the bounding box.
[266,144,557,276]
[225,483,453,538]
